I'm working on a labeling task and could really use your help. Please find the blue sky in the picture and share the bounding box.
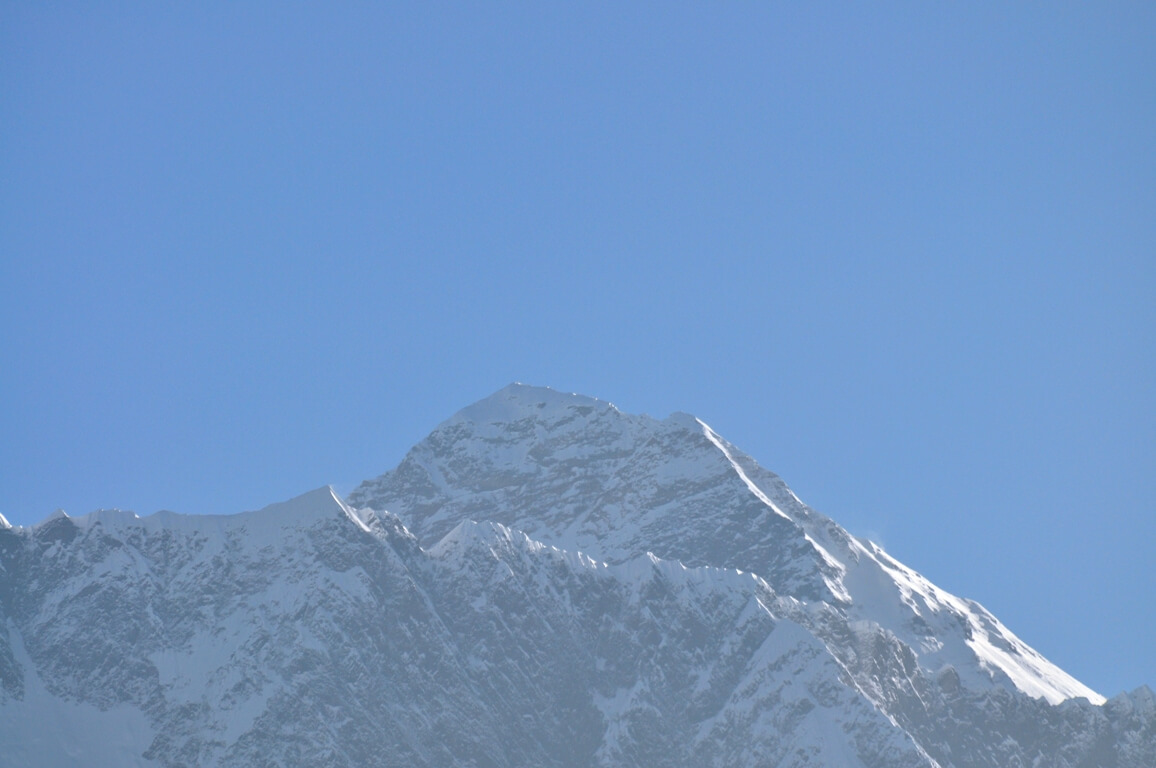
[2,3,1152,698]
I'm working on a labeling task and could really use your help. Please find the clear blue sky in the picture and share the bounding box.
[2,3,1152,698]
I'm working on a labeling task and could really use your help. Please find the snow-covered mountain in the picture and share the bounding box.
[1,384,1152,767]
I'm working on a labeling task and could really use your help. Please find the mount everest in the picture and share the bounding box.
[1,384,1152,767]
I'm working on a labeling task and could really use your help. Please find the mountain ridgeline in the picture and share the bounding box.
[1,385,1152,767]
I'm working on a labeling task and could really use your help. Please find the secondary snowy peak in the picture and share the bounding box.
[244,484,356,524]
[349,384,1105,707]
[31,508,72,529]
[250,483,345,513]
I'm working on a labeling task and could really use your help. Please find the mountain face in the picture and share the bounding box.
[1,385,1152,767]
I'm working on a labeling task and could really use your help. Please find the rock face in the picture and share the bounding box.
[1,384,1152,767]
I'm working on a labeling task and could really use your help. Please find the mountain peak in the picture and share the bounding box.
[349,385,1107,708]
[447,383,620,427]
[249,485,349,520]
[32,508,71,529]
[349,386,843,603]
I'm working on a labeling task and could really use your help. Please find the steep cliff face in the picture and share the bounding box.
[1,384,1151,767]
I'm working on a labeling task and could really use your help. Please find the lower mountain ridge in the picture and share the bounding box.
[1,385,1152,767]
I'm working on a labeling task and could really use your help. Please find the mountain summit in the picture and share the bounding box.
[351,383,1101,706]
[1,384,1151,767]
